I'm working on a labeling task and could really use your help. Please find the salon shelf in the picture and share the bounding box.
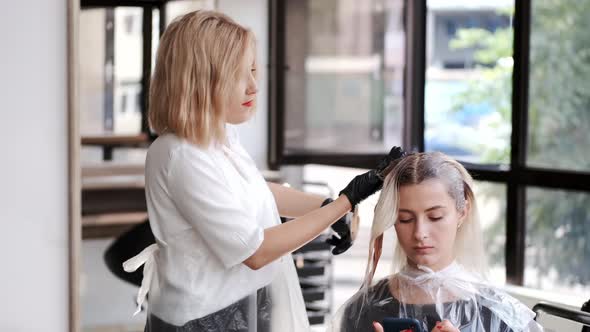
[82,185,146,215]
[305,303,331,325]
[289,232,334,325]
[81,0,168,9]
[296,264,326,278]
[82,162,147,238]
[82,162,145,214]
[82,212,148,239]
[81,133,150,161]
[302,286,327,302]
[299,276,331,289]
[293,239,332,278]
[81,133,150,147]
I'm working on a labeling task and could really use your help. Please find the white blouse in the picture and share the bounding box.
[124,125,308,330]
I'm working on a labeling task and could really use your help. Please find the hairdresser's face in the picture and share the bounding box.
[394,179,465,271]
[226,46,258,124]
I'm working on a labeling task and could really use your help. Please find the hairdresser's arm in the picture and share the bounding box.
[268,182,355,255]
[245,146,407,269]
[267,182,325,218]
[243,195,351,270]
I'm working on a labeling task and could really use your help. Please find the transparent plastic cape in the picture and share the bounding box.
[124,245,310,332]
[329,262,543,332]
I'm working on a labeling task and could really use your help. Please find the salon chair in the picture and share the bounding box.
[533,300,590,331]
[104,219,154,287]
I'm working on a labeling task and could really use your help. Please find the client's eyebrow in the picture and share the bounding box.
[425,205,445,211]
[398,205,445,213]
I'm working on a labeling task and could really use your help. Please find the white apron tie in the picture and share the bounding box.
[122,243,159,315]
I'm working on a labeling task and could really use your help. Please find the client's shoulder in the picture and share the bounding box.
[344,277,397,311]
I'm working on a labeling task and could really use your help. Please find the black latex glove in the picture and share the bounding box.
[322,198,353,255]
[339,146,406,207]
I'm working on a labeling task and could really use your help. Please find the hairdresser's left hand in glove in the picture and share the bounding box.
[339,146,407,207]
[330,147,405,254]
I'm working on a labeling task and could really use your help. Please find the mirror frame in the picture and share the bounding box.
[67,0,81,331]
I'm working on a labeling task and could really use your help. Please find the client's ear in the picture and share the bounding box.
[458,199,470,229]
[458,181,473,229]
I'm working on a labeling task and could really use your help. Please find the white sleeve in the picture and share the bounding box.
[167,147,264,269]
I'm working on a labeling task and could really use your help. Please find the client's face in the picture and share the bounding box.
[394,178,464,271]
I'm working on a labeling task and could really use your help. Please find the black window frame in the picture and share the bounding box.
[268,0,426,170]
[268,0,590,285]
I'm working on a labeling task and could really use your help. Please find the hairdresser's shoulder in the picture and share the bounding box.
[148,133,217,168]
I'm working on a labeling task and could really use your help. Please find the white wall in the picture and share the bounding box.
[0,1,69,332]
[219,0,269,170]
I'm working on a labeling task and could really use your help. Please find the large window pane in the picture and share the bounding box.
[425,1,513,164]
[80,8,144,137]
[113,8,143,135]
[284,0,405,155]
[80,8,144,163]
[525,187,590,297]
[475,181,506,284]
[165,0,216,24]
[526,1,590,172]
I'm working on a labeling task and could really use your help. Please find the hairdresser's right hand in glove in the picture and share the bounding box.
[339,146,406,208]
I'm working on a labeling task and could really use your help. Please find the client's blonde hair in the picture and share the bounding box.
[149,10,256,147]
[363,152,486,288]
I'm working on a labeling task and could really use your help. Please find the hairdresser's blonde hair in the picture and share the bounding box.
[363,152,486,287]
[149,10,255,147]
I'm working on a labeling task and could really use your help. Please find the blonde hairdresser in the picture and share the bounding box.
[124,10,406,332]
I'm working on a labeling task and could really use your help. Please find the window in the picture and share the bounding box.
[80,8,144,136]
[80,2,168,163]
[425,3,513,164]
[270,0,590,297]
[123,14,135,34]
[120,94,127,113]
[270,0,409,169]
[476,181,507,284]
[164,0,216,23]
[525,188,590,296]
[80,7,146,162]
[519,1,590,295]
[526,0,590,173]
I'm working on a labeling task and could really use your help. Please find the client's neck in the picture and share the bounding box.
[406,258,455,273]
